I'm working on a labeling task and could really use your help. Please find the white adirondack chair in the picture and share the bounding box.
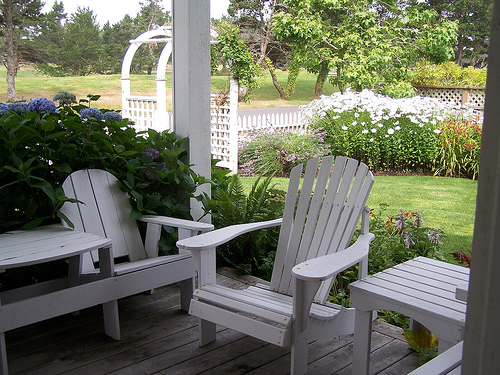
[60,169,213,339]
[176,156,375,375]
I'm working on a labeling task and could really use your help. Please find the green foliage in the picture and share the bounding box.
[273,0,457,94]
[410,61,488,87]
[434,120,482,179]
[381,81,417,99]
[200,166,285,278]
[404,329,439,365]
[368,205,445,273]
[238,128,331,177]
[31,1,171,76]
[212,22,259,101]
[329,203,445,313]
[304,90,481,176]
[0,94,202,237]
[414,0,492,67]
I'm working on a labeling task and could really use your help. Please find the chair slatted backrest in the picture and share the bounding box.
[61,169,147,270]
[269,157,374,304]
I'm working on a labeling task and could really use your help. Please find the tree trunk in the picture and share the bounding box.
[5,0,16,100]
[456,37,464,67]
[266,58,286,100]
[314,61,329,97]
[256,0,278,67]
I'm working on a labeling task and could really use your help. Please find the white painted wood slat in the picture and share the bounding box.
[177,157,375,375]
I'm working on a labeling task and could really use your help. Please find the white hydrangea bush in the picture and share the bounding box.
[301,90,477,172]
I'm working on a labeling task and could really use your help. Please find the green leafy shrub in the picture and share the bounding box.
[301,90,482,175]
[238,128,331,177]
[199,163,285,279]
[410,61,487,87]
[0,93,206,290]
[434,120,482,179]
[0,93,203,237]
[303,90,472,173]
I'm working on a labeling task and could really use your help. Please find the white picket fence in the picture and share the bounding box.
[125,83,306,174]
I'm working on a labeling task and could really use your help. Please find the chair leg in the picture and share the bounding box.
[103,300,121,340]
[352,309,373,375]
[291,334,309,375]
[180,277,195,312]
[0,332,8,375]
[199,319,217,346]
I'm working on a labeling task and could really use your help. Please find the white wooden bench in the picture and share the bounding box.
[349,257,469,375]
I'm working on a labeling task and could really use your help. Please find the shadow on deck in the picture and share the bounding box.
[5,269,419,374]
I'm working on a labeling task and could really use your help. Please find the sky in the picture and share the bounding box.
[42,0,230,26]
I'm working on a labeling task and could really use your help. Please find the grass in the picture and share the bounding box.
[0,66,338,110]
[241,175,477,262]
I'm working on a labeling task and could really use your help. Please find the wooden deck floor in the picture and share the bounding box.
[5,270,419,374]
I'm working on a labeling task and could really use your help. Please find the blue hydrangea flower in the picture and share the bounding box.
[80,107,104,121]
[142,148,161,161]
[27,97,57,114]
[53,90,77,106]
[7,102,28,115]
[103,111,122,123]
[0,103,9,116]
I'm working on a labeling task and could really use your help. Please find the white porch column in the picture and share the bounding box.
[172,0,211,222]
[462,0,500,373]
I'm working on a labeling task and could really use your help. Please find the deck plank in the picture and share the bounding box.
[5,272,418,375]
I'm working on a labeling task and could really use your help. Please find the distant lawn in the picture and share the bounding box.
[241,175,477,262]
[0,66,338,110]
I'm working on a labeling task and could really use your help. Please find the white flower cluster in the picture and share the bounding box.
[300,89,476,126]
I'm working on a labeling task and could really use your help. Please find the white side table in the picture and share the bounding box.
[349,257,469,375]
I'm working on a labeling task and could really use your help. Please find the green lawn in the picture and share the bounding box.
[241,175,477,261]
[0,67,338,110]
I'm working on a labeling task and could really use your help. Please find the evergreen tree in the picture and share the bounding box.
[60,7,102,75]
[32,1,67,76]
[101,15,139,74]
[0,0,42,99]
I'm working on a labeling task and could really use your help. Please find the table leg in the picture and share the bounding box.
[352,309,373,375]
[98,245,120,340]
[0,330,8,375]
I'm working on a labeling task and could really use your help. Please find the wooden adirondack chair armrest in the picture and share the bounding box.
[139,215,214,258]
[292,233,375,282]
[176,218,282,252]
[140,215,214,233]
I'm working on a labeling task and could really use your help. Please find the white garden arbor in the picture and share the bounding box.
[121,26,172,132]
[121,20,239,175]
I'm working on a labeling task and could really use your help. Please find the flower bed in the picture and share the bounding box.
[301,90,480,177]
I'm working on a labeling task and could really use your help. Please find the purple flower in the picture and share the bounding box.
[27,97,57,114]
[103,111,122,123]
[403,233,414,248]
[0,103,9,116]
[414,213,424,227]
[427,230,443,246]
[142,148,161,161]
[7,102,27,115]
[80,108,104,121]
[395,213,406,231]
